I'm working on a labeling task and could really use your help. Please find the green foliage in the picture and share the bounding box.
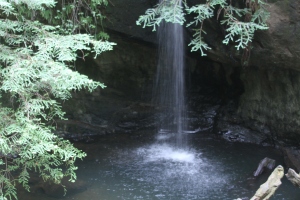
[40,0,109,38]
[136,0,186,31]
[0,0,115,199]
[188,29,211,56]
[137,0,270,56]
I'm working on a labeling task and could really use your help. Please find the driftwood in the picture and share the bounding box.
[250,165,284,200]
[253,157,276,177]
[285,168,300,188]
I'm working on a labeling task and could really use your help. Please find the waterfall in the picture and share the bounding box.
[154,0,187,148]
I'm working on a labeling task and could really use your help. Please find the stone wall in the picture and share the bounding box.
[236,0,300,142]
[58,33,159,138]
[238,67,300,143]
[191,0,300,142]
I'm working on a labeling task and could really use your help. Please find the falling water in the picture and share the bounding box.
[154,0,187,148]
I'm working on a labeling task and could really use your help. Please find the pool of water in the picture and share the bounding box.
[19,131,300,200]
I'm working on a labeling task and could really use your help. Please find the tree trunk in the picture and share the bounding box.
[250,165,284,200]
[285,168,300,188]
[253,157,276,177]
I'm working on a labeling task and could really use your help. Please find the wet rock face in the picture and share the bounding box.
[103,0,300,71]
[58,0,300,144]
[77,34,157,101]
[105,0,300,142]
[238,67,300,143]
[213,0,300,142]
[104,0,156,43]
[192,1,300,69]
[249,0,300,70]
[57,33,159,138]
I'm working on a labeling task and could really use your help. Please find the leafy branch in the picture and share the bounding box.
[0,0,115,199]
[136,0,186,31]
[137,0,270,57]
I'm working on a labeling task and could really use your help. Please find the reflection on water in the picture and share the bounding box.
[19,132,300,200]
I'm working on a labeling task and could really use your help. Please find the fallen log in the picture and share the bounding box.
[253,157,276,177]
[285,168,300,188]
[250,165,284,200]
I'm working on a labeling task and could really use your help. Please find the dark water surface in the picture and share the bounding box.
[19,131,300,200]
